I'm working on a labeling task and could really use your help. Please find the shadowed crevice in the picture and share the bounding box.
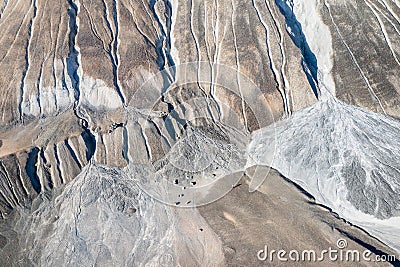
[275,0,319,98]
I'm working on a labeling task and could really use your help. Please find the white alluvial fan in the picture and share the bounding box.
[248,96,400,253]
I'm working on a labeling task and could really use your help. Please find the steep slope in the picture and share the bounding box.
[321,0,400,116]
[0,0,319,215]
